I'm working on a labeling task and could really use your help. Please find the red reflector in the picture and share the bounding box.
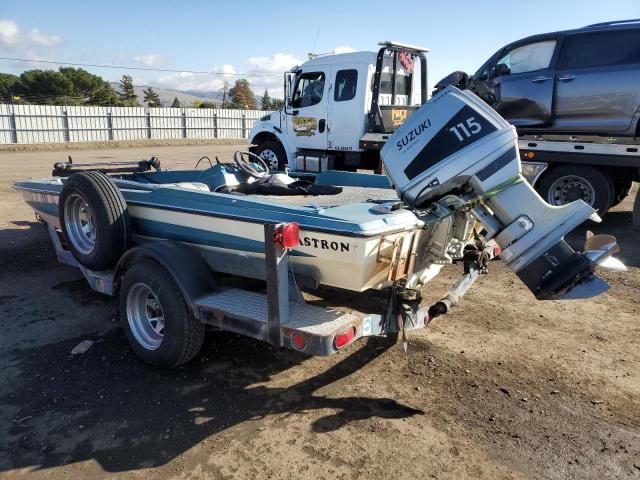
[493,245,502,258]
[292,333,305,350]
[334,327,356,349]
[273,223,300,249]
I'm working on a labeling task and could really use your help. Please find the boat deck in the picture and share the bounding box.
[249,186,399,207]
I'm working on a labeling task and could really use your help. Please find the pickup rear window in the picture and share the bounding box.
[559,30,640,69]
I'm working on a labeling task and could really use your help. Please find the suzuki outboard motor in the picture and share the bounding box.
[382,86,622,300]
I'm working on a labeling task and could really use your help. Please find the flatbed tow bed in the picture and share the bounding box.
[517,134,640,218]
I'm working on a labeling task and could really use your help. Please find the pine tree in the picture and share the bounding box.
[143,87,162,107]
[228,79,257,109]
[119,75,137,101]
[270,98,285,110]
[261,89,271,110]
[220,81,230,109]
[170,96,181,108]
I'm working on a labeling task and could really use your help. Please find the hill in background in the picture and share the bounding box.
[109,82,226,108]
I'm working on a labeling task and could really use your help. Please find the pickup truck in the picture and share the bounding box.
[434,19,640,215]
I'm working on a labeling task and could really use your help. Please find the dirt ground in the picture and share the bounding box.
[0,145,638,480]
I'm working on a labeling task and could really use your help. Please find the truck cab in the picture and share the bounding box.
[249,41,428,172]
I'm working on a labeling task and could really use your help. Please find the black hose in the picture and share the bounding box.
[195,156,213,169]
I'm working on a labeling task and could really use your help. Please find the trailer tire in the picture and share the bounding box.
[120,260,205,367]
[537,165,613,216]
[255,140,287,171]
[59,171,129,270]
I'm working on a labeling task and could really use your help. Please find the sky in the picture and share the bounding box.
[1,0,639,98]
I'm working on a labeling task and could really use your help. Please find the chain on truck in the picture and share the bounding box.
[249,40,640,216]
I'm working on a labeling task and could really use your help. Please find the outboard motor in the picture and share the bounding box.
[382,86,624,300]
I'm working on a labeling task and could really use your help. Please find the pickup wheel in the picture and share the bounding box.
[255,140,287,171]
[59,171,129,270]
[537,165,613,216]
[120,260,205,368]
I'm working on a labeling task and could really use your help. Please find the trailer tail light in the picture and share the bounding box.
[292,333,306,350]
[334,327,356,349]
[273,222,300,249]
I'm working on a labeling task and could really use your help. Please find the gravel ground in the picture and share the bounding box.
[0,145,638,479]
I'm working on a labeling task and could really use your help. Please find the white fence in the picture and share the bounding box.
[0,104,267,144]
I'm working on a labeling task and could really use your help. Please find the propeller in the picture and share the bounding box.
[584,231,628,272]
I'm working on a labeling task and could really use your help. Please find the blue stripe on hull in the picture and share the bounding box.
[132,217,314,257]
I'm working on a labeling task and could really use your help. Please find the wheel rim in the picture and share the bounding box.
[126,283,165,350]
[547,175,596,207]
[259,149,278,170]
[64,193,97,254]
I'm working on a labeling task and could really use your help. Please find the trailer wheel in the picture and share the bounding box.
[255,140,287,171]
[120,260,205,367]
[59,171,129,270]
[537,165,613,216]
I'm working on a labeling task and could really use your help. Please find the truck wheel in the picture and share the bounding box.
[537,165,613,216]
[120,260,205,367]
[59,171,129,270]
[255,140,287,171]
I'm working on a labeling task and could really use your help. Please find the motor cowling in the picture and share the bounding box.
[381,86,617,300]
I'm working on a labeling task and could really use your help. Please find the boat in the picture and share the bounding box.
[12,88,626,365]
[14,87,624,299]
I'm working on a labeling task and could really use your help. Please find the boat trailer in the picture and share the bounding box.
[45,219,484,358]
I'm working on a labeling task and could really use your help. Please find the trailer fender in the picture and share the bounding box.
[114,241,216,320]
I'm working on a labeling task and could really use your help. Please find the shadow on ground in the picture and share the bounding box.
[566,210,639,268]
[2,330,422,473]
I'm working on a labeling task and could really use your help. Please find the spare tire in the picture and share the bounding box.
[59,171,129,270]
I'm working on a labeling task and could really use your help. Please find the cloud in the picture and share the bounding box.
[0,19,19,45]
[152,52,300,98]
[221,64,236,75]
[133,54,163,67]
[0,19,62,47]
[247,53,302,74]
[333,45,356,54]
[26,28,62,46]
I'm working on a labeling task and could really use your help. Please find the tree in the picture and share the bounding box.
[198,101,217,109]
[143,87,161,107]
[170,96,181,108]
[261,89,272,110]
[119,75,136,101]
[219,81,230,109]
[270,98,285,110]
[0,73,20,102]
[228,79,257,110]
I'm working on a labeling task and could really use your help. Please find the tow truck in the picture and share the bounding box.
[249,41,428,173]
[250,41,639,217]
